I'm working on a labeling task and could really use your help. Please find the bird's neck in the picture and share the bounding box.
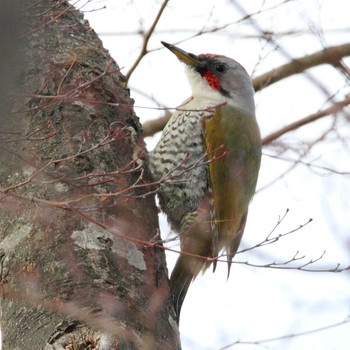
[185,67,255,117]
[186,67,225,103]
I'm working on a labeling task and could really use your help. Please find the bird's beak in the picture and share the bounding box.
[161,41,206,69]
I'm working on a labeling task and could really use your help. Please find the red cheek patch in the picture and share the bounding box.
[203,71,221,90]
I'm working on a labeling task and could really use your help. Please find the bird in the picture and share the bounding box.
[149,41,261,324]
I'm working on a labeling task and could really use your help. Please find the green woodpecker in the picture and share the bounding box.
[149,42,261,323]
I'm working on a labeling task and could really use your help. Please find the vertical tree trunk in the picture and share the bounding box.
[0,0,180,349]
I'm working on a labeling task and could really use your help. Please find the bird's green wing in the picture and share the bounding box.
[204,104,261,272]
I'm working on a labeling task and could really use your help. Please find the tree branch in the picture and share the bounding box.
[262,95,350,145]
[125,0,169,83]
[254,43,350,91]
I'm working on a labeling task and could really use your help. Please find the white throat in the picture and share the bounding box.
[185,66,226,104]
[184,66,255,116]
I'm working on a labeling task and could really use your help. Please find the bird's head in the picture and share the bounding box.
[161,41,255,115]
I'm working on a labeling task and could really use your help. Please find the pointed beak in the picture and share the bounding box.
[161,41,206,69]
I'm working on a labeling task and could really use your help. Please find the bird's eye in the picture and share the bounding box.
[215,64,226,73]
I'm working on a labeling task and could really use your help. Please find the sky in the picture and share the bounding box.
[73,1,350,349]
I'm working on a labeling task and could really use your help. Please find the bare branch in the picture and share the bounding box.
[125,0,170,83]
[142,111,172,137]
[234,251,350,273]
[219,316,350,349]
[254,43,350,91]
[264,153,350,176]
[262,96,350,145]
[237,209,304,253]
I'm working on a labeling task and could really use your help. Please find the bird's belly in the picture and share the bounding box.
[149,109,210,230]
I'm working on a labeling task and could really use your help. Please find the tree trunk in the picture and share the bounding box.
[0,0,180,349]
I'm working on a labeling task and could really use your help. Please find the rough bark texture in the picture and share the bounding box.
[0,1,180,349]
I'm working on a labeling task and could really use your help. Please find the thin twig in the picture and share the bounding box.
[219,316,350,349]
[125,0,170,83]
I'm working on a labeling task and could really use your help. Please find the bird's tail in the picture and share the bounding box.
[170,254,202,324]
[170,197,214,323]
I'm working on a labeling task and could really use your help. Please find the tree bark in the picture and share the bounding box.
[0,1,179,349]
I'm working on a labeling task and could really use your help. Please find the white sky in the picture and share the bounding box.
[76,0,350,349]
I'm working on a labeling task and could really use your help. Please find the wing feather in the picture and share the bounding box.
[203,105,261,271]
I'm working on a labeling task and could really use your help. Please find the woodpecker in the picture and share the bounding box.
[149,42,261,323]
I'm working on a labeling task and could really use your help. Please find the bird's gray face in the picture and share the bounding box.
[195,55,254,100]
[161,41,255,115]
